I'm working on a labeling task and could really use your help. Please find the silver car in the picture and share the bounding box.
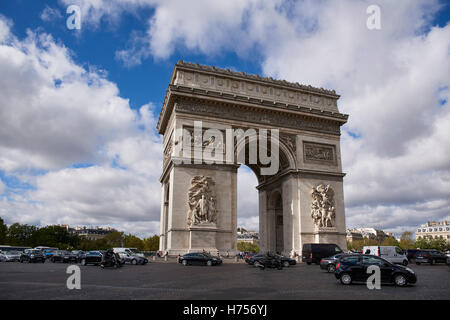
[0,251,21,262]
[119,252,148,265]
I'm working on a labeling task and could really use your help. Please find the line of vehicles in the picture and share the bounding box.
[304,243,450,287]
[0,246,149,267]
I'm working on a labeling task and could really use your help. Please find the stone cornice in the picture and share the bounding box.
[174,60,340,98]
[256,169,345,190]
[157,85,348,135]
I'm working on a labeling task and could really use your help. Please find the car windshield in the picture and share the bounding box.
[8,251,20,255]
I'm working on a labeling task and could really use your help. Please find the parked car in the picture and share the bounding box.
[302,243,343,265]
[0,250,21,262]
[335,254,417,287]
[41,248,58,259]
[415,250,448,265]
[50,250,78,263]
[405,249,421,262]
[320,253,347,272]
[362,246,409,266]
[20,249,45,263]
[79,251,103,266]
[118,252,148,265]
[179,252,222,266]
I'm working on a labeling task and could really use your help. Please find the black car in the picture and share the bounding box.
[335,254,417,287]
[320,253,347,272]
[405,249,420,262]
[50,250,78,263]
[302,243,343,265]
[179,252,222,266]
[20,249,45,263]
[415,250,448,265]
[79,251,103,266]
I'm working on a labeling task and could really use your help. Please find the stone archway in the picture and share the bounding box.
[157,61,349,257]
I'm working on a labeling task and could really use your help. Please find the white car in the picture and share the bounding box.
[362,246,409,266]
[0,251,21,262]
[113,247,145,258]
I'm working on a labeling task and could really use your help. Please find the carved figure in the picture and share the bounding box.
[187,176,217,226]
[311,184,336,228]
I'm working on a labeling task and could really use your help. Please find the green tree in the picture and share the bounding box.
[380,237,399,247]
[399,231,415,249]
[124,234,144,250]
[33,225,79,249]
[0,217,7,244]
[102,231,124,248]
[237,242,259,253]
[7,223,38,246]
[414,238,430,249]
[143,235,159,251]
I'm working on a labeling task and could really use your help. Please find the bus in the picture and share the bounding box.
[0,245,31,253]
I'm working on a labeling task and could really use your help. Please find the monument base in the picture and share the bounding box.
[189,224,219,254]
[313,226,339,244]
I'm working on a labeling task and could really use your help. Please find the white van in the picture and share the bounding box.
[362,246,408,266]
[113,248,144,258]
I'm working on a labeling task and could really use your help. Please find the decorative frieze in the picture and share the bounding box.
[175,101,341,135]
[303,142,336,165]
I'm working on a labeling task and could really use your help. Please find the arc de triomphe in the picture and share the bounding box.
[157,61,348,256]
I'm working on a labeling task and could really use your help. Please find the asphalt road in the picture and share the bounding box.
[0,260,449,300]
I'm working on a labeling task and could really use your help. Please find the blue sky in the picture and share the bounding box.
[0,0,449,238]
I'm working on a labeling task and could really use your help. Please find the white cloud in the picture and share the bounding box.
[125,0,449,234]
[3,0,450,237]
[237,166,259,229]
[40,6,63,22]
[0,15,162,237]
[0,179,5,195]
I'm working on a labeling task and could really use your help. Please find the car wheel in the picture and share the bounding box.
[41,259,45,263]
[327,264,336,273]
[51,258,55,263]
[182,259,187,266]
[340,273,352,285]
[402,260,408,266]
[283,261,289,268]
[306,262,311,265]
[131,259,137,265]
[430,259,434,265]
[20,259,23,263]
[394,274,407,287]
[416,262,421,265]
[81,259,86,266]
[207,260,212,266]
